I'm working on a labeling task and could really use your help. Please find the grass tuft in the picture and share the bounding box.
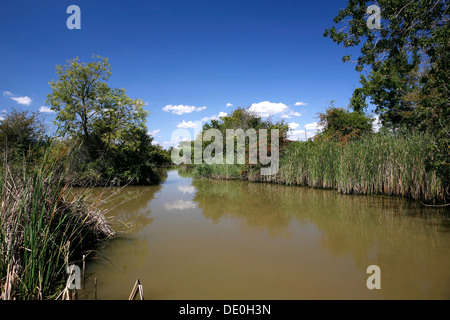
[0,144,116,300]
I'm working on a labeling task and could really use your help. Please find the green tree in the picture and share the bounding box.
[198,107,289,168]
[46,55,165,185]
[324,0,449,131]
[317,105,374,143]
[324,0,449,194]
[46,55,148,153]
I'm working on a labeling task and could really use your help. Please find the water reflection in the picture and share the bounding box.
[163,200,197,210]
[191,177,450,299]
[83,168,450,300]
[177,185,196,194]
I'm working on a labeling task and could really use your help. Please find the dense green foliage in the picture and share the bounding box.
[45,55,171,185]
[0,144,115,299]
[0,109,47,161]
[197,132,447,203]
[317,105,374,142]
[181,107,289,173]
[323,0,449,192]
[280,132,446,201]
[324,0,448,126]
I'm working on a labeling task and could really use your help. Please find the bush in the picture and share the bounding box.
[317,106,374,143]
[0,109,47,161]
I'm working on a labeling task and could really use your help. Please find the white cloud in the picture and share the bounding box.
[154,135,192,149]
[177,120,199,128]
[286,122,323,141]
[164,200,197,210]
[39,106,55,113]
[288,129,316,141]
[177,185,196,194]
[280,110,301,119]
[0,116,5,121]
[153,141,177,149]
[226,103,233,107]
[287,111,301,117]
[249,101,289,117]
[295,101,308,106]
[304,122,323,131]
[11,96,32,106]
[3,91,33,106]
[201,112,228,122]
[162,104,207,115]
[148,129,161,136]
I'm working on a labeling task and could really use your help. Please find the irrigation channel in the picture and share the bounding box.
[78,168,450,300]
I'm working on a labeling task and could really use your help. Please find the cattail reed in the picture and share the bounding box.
[0,144,115,300]
[195,132,447,203]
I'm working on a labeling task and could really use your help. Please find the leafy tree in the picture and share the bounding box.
[324,0,449,193]
[324,0,449,131]
[195,107,289,173]
[0,109,46,160]
[46,55,148,154]
[201,107,289,140]
[46,55,166,185]
[317,105,374,143]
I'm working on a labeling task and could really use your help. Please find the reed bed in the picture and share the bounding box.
[0,145,116,300]
[195,132,447,203]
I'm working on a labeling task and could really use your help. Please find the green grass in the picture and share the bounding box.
[0,144,115,300]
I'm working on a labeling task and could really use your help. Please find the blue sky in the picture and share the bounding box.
[0,0,374,148]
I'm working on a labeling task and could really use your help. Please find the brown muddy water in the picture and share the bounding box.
[80,168,450,300]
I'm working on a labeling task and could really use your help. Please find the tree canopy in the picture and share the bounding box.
[46,55,148,152]
[324,0,449,189]
[317,105,374,143]
[324,0,449,131]
[45,55,169,185]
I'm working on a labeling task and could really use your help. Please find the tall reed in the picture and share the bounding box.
[195,132,447,203]
[0,144,115,299]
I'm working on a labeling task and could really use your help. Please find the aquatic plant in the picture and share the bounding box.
[0,144,115,299]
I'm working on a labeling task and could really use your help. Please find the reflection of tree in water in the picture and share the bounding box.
[302,192,450,299]
[77,170,168,233]
[193,179,294,238]
[192,178,450,298]
[176,165,196,178]
[79,173,169,298]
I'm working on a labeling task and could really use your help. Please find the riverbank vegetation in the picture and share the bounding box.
[195,119,447,203]
[0,144,116,299]
[45,55,172,186]
[0,56,171,299]
[1,56,172,187]
[194,0,449,204]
